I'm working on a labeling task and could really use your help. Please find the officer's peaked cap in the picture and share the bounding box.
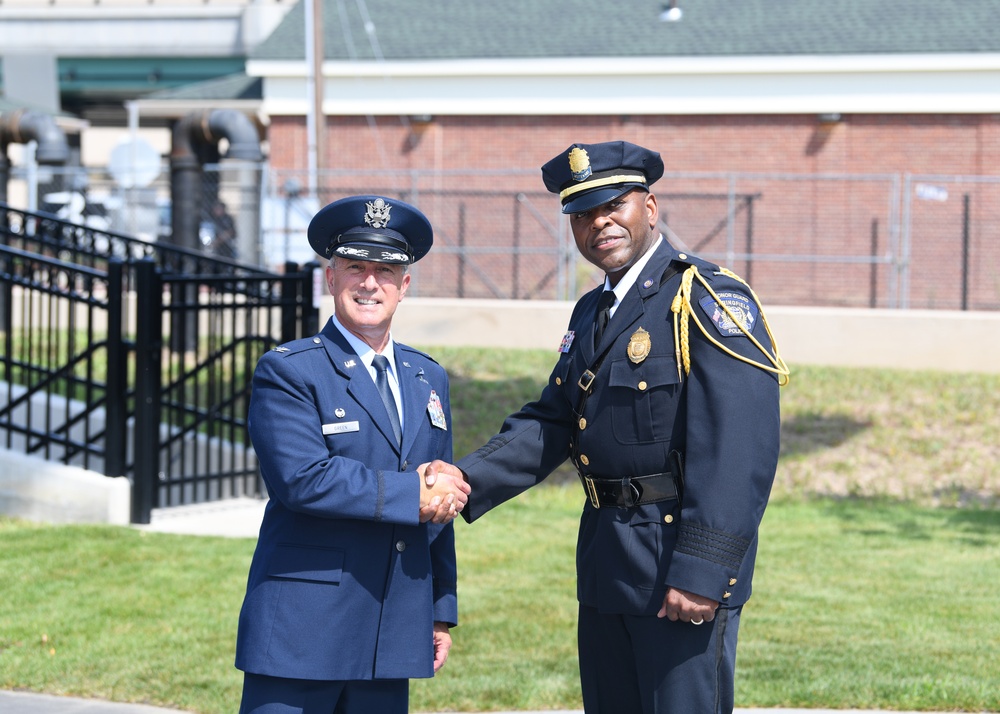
[308,194,433,265]
[541,141,664,214]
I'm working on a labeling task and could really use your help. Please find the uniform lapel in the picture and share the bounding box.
[597,242,674,349]
[398,355,433,458]
[579,288,601,362]
[319,322,401,453]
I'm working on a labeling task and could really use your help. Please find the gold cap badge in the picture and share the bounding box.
[568,147,592,182]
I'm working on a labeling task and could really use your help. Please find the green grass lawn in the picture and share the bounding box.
[2,352,999,712]
[2,496,998,713]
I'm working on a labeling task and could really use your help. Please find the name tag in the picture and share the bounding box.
[323,421,359,435]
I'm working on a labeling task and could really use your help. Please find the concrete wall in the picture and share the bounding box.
[0,449,130,526]
[387,298,1000,375]
[3,298,996,527]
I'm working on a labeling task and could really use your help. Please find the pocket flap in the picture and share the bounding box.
[608,356,679,390]
[267,544,345,583]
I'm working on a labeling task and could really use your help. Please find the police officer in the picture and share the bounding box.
[236,195,470,714]
[426,141,788,713]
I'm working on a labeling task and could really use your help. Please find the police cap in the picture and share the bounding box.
[307,195,433,265]
[541,141,664,214]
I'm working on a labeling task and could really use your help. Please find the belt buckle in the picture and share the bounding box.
[584,476,601,509]
[578,370,596,391]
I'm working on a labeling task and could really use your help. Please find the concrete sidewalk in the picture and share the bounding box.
[131,497,268,539]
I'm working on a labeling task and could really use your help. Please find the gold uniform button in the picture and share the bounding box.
[638,381,647,391]
[729,578,738,586]
[723,591,731,599]
[664,514,674,524]
[579,417,587,430]
[580,454,590,466]
[678,253,688,260]
[555,377,562,385]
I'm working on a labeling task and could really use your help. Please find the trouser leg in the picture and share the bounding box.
[578,604,742,714]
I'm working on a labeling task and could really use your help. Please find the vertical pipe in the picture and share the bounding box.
[512,196,520,299]
[744,195,754,284]
[869,218,879,308]
[961,193,970,311]
[458,203,466,298]
[304,0,319,196]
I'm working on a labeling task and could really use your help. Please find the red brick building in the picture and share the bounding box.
[248,0,1000,310]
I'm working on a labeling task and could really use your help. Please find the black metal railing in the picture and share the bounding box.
[0,203,320,523]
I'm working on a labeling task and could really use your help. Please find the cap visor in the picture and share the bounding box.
[561,184,645,214]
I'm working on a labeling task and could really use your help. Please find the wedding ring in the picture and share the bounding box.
[691,618,704,626]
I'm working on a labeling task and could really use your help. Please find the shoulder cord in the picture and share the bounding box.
[670,265,791,386]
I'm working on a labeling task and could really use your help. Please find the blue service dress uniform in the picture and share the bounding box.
[235,320,456,688]
[458,239,783,713]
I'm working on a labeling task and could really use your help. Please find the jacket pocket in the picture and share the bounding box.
[626,502,679,591]
[608,355,681,444]
[267,544,345,584]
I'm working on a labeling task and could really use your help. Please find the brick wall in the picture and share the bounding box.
[266,114,1000,310]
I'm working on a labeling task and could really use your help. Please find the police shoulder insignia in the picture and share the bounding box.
[627,327,651,363]
[698,291,759,338]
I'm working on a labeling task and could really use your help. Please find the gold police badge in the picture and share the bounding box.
[569,147,592,182]
[627,327,651,364]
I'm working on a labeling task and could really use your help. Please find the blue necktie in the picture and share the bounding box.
[372,354,402,447]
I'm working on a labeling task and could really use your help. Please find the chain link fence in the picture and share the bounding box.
[5,161,999,310]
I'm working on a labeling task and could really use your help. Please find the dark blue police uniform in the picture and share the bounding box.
[236,196,456,714]
[458,142,788,714]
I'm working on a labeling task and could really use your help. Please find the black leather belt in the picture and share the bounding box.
[580,472,678,509]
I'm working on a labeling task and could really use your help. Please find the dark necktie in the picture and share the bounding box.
[372,354,402,446]
[594,290,616,349]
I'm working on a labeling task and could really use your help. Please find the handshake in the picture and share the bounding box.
[417,460,469,524]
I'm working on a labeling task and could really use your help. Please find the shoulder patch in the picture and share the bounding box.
[698,290,758,338]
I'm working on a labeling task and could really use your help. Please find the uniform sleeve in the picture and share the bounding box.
[247,350,421,526]
[458,361,575,523]
[664,279,781,603]
[427,371,458,625]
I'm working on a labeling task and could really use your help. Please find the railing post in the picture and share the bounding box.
[104,260,127,478]
[132,259,162,524]
[303,261,320,336]
[281,261,299,344]
[0,203,10,334]
[280,262,320,343]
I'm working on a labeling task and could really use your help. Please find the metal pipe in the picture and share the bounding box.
[0,108,71,203]
[169,108,263,250]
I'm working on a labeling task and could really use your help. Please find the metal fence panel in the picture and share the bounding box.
[6,160,1000,310]
[1,203,319,522]
[903,175,1000,310]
